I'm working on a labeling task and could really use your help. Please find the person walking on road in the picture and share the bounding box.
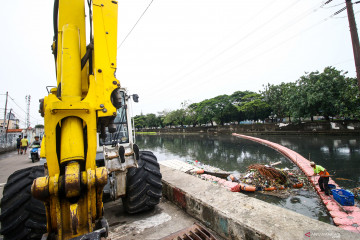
[20,136,29,154]
[16,135,22,154]
[310,161,330,196]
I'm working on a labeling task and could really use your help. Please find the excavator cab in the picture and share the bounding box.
[99,89,130,146]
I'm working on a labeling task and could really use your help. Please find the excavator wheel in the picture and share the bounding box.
[0,166,47,240]
[122,151,162,214]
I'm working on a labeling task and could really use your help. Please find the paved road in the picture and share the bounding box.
[0,150,215,239]
[0,150,36,199]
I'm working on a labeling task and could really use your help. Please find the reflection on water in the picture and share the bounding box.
[138,134,292,172]
[135,134,360,224]
[259,135,360,189]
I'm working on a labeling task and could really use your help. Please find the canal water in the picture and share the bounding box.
[136,134,360,224]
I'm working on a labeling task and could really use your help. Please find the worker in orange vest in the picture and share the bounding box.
[310,161,330,195]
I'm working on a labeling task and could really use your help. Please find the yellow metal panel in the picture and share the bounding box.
[39,136,46,158]
[61,24,82,103]
[60,117,84,163]
[57,0,87,93]
[92,0,119,117]
[65,162,81,198]
[31,177,49,201]
[93,0,118,69]
[70,203,79,235]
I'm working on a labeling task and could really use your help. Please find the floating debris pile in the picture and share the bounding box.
[351,187,360,201]
[237,164,305,191]
[184,160,309,194]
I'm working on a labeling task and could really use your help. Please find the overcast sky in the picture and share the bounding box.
[1,0,359,128]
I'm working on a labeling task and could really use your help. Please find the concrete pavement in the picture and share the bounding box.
[0,151,222,240]
[2,150,358,239]
[0,150,35,199]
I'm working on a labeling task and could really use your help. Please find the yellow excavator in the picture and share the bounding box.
[0,0,162,239]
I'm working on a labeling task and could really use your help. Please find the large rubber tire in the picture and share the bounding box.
[0,166,47,240]
[122,151,162,214]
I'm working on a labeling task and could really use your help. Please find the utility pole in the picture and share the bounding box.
[346,0,360,91]
[5,109,12,141]
[2,91,8,133]
[25,95,31,129]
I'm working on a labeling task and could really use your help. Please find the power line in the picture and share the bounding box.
[162,6,342,96]
[10,111,27,124]
[156,0,280,84]
[8,95,42,123]
[153,0,326,96]
[330,58,353,67]
[321,2,345,9]
[184,11,345,92]
[334,10,360,18]
[205,1,327,78]
[117,0,155,50]
[8,95,27,114]
[153,0,303,96]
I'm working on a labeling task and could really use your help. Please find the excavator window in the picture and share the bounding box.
[99,91,129,146]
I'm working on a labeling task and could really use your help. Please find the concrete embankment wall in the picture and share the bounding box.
[0,133,17,153]
[142,121,360,135]
[160,165,358,239]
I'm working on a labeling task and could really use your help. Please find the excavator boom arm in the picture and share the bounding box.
[32,0,120,239]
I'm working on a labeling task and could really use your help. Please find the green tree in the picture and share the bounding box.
[231,91,255,124]
[339,77,360,118]
[173,109,186,127]
[196,99,216,126]
[262,83,293,122]
[239,93,271,122]
[163,110,183,127]
[209,95,237,125]
[157,115,165,128]
[133,115,146,129]
[185,103,199,127]
[295,67,359,121]
[230,91,255,104]
[145,114,158,128]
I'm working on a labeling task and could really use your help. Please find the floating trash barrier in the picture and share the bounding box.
[232,133,360,234]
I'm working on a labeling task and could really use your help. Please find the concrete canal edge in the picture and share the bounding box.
[160,165,359,239]
[232,133,360,233]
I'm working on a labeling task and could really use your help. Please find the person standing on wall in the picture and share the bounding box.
[16,135,22,154]
[310,161,330,196]
[20,135,29,154]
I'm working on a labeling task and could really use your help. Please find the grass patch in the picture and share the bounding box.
[136,132,157,135]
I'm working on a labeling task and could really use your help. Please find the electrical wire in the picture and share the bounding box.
[158,0,280,84]
[334,10,360,18]
[2,109,28,129]
[117,0,155,50]
[153,0,303,96]
[182,12,345,93]
[321,2,345,9]
[8,95,42,123]
[154,0,327,96]
[205,1,327,80]
[332,58,354,66]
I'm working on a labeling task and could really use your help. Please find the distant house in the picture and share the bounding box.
[0,112,20,133]
[6,129,23,134]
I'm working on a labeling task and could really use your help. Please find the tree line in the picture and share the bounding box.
[133,67,360,129]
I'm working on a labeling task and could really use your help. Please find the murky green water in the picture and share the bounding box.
[136,134,360,224]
